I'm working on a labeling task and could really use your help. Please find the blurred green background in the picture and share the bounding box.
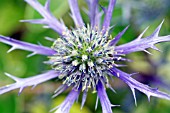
[0,0,170,113]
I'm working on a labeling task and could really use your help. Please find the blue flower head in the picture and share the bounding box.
[0,0,170,113]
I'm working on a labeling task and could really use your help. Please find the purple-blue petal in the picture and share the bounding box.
[87,0,99,28]
[24,0,67,35]
[0,35,56,56]
[109,25,129,46]
[102,0,116,33]
[115,20,170,54]
[97,81,113,113]
[109,67,170,102]
[52,89,80,113]
[68,0,84,27]
[0,70,59,95]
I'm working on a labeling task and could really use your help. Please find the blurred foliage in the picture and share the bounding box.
[0,0,170,113]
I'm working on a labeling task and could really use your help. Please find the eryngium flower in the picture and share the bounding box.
[0,0,170,113]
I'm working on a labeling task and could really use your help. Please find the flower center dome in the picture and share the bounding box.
[49,26,115,92]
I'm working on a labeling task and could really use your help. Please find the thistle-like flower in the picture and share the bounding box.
[0,0,170,113]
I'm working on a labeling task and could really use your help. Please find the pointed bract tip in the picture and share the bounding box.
[81,91,87,109]
[27,52,37,58]
[111,104,120,107]
[130,86,137,106]
[136,26,149,40]
[45,0,51,9]
[4,73,21,82]
[18,87,25,96]
[151,19,165,37]
[95,96,99,110]
[7,47,16,53]
[109,25,129,46]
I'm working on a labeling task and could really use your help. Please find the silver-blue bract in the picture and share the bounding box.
[0,0,170,113]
